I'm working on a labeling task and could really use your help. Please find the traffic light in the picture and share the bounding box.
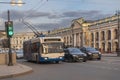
[5,21,14,37]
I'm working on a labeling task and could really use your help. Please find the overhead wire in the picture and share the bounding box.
[23,0,48,20]
[20,0,49,36]
[21,19,40,37]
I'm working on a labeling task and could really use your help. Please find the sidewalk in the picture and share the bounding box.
[0,64,33,79]
[102,53,117,57]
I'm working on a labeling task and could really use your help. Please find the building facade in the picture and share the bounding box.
[11,32,35,50]
[47,15,119,53]
[0,30,7,48]
[88,15,118,53]
[0,31,35,50]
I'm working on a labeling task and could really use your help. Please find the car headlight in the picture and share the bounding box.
[73,55,77,57]
[99,52,101,54]
[88,52,92,55]
[83,54,87,56]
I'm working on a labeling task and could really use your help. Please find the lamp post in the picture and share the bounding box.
[116,10,120,56]
[7,10,13,66]
[1,0,25,66]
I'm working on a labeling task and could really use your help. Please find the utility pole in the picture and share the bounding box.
[117,10,120,56]
[1,0,25,66]
[7,10,13,66]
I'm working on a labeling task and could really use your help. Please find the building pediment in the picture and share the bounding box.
[71,18,84,29]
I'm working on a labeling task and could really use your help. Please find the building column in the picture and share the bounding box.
[80,32,83,47]
[98,31,101,50]
[105,30,107,52]
[83,32,85,46]
[111,29,114,52]
[74,33,76,47]
[93,32,95,48]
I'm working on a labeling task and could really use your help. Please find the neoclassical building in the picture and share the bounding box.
[47,15,119,53]
[0,32,35,50]
[11,32,35,50]
[0,30,6,48]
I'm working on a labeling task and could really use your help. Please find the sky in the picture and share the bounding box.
[0,0,120,33]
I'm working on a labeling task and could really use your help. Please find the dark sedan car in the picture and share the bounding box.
[80,47,101,60]
[64,48,87,62]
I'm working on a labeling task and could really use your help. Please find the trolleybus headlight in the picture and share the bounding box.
[44,57,48,60]
[59,57,63,59]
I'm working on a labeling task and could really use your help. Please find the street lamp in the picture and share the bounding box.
[0,0,25,6]
[116,10,120,56]
[11,0,25,6]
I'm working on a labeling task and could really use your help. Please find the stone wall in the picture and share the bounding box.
[0,53,16,65]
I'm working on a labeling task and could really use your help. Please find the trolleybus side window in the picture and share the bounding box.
[31,42,40,53]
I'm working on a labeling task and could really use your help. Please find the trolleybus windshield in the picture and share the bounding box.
[42,43,64,53]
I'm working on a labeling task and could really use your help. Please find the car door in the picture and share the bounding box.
[64,49,69,59]
[81,47,86,53]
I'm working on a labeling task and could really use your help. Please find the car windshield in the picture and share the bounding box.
[43,43,64,53]
[16,52,23,54]
[86,47,97,51]
[68,48,83,54]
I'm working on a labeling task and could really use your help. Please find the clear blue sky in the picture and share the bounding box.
[0,0,120,32]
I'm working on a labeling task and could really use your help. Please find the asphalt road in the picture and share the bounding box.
[1,57,120,80]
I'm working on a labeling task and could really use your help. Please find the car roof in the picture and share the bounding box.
[81,46,93,48]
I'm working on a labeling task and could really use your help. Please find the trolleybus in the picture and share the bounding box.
[23,37,64,63]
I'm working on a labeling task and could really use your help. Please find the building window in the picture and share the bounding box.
[96,32,99,41]
[115,42,118,52]
[107,30,111,40]
[64,37,66,44]
[67,36,69,45]
[70,36,72,44]
[102,43,105,52]
[114,29,118,39]
[96,43,99,49]
[91,33,94,41]
[108,42,111,52]
[101,31,105,40]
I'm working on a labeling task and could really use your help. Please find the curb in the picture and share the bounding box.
[0,70,33,79]
[102,54,117,57]
[0,64,33,79]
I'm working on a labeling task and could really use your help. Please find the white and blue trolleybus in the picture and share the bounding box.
[23,37,64,63]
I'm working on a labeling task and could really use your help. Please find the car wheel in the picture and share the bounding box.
[55,61,59,63]
[69,57,73,62]
[97,57,101,60]
[83,59,87,62]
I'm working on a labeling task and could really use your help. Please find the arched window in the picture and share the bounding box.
[115,42,118,52]
[96,43,99,49]
[101,31,105,40]
[96,32,99,41]
[91,33,94,41]
[108,42,111,52]
[64,37,66,44]
[114,29,118,39]
[102,43,105,52]
[108,30,111,40]
[67,36,69,45]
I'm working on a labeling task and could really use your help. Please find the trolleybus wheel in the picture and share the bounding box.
[36,56,39,63]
